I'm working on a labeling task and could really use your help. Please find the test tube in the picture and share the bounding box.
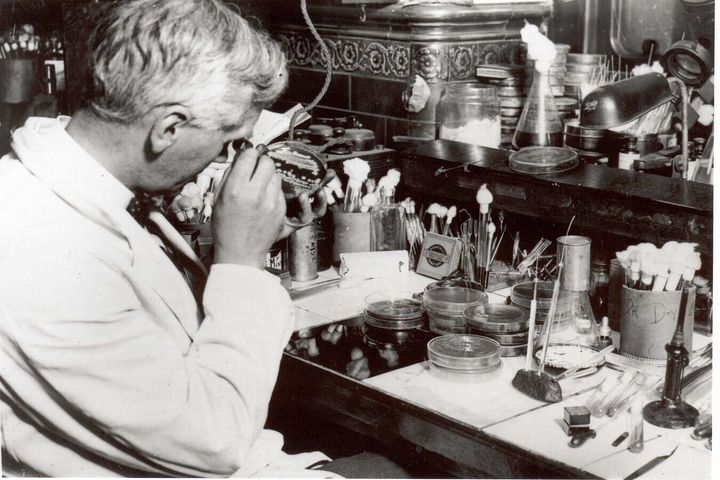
[607,375,656,417]
[585,377,618,414]
[606,373,646,417]
[628,398,644,453]
[592,370,636,418]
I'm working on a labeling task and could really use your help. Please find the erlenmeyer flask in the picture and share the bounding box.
[512,68,563,149]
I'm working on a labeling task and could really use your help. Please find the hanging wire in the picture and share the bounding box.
[288,0,333,140]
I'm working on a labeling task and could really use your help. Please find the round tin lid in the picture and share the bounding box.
[509,146,579,175]
[427,334,501,371]
[463,304,528,333]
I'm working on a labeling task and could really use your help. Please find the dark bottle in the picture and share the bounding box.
[618,135,640,170]
[589,258,610,319]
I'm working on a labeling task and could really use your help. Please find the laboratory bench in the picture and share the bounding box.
[268,268,712,479]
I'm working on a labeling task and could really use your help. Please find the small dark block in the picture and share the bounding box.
[561,420,591,437]
[564,406,591,426]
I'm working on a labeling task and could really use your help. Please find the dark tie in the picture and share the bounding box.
[127,194,207,305]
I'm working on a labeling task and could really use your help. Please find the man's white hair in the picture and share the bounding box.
[87,0,287,130]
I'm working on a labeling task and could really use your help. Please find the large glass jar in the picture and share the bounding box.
[438,83,501,148]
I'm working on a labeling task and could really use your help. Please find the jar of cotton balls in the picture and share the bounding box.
[438,83,501,148]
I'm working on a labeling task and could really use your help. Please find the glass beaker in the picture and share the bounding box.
[438,83,501,148]
[512,68,563,149]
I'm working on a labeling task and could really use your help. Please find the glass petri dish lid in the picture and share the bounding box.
[509,146,579,175]
[423,286,488,314]
[463,304,528,333]
[427,334,501,371]
[365,292,425,322]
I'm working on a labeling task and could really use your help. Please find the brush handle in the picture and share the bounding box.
[525,299,537,370]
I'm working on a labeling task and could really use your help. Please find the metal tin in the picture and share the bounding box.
[427,334,501,371]
[463,304,528,333]
[556,235,591,292]
[288,223,318,281]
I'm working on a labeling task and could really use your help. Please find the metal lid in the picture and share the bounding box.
[509,146,579,175]
[427,334,501,371]
[463,304,528,333]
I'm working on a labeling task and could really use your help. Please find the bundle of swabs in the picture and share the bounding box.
[401,197,425,266]
[615,241,702,291]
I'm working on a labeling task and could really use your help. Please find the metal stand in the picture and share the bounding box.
[643,287,699,429]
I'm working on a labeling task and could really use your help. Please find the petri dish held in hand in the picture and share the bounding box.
[266,141,327,199]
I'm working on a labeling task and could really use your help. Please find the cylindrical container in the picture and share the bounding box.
[619,285,695,362]
[556,235,591,292]
[438,83,501,148]
[289,223,318,281]
[331,207,371,266]
[0,59,37,103]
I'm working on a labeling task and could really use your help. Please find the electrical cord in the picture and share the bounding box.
[288,0,333,140]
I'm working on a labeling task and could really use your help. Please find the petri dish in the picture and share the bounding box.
[365,292,425,322]
[509,146,579,175]
[428,360,502,383]
[498,344,528,357]
[364,311,425,331]
[463,304,528,333]
[266,141,327,199]
[427,334,501,372]
[467,328,529,346]
[423,286,488,314]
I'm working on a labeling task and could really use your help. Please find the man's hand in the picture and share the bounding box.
[212,146,285,269]
[280,169,337,239]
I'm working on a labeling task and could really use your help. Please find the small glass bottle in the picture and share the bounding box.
[618,135,640,170]
[438,83,501,148]
[589,259,610,319]
[370,186,407,252]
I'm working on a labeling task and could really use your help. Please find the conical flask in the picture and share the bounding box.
[513,67,563,149]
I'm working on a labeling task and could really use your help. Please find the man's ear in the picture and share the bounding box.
[148,105,193,155]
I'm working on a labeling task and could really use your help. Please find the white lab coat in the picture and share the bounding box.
[0,117,333,477]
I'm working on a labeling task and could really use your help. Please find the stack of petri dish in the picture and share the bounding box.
[427,334,502,383]
[363,293,426,352]
[464,304,530,357]
[422,286,488,334]
[510,281,572,333]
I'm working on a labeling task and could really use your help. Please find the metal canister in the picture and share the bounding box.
[289,223,319,282]
[556,235,591,292]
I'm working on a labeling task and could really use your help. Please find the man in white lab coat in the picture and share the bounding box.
[0,0,333,476]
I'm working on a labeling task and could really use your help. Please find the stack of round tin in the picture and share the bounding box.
[363,294,426,352]
[463,304,529,357]
[427,334,502,383]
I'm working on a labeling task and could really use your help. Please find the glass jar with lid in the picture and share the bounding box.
[438,83,501,148]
